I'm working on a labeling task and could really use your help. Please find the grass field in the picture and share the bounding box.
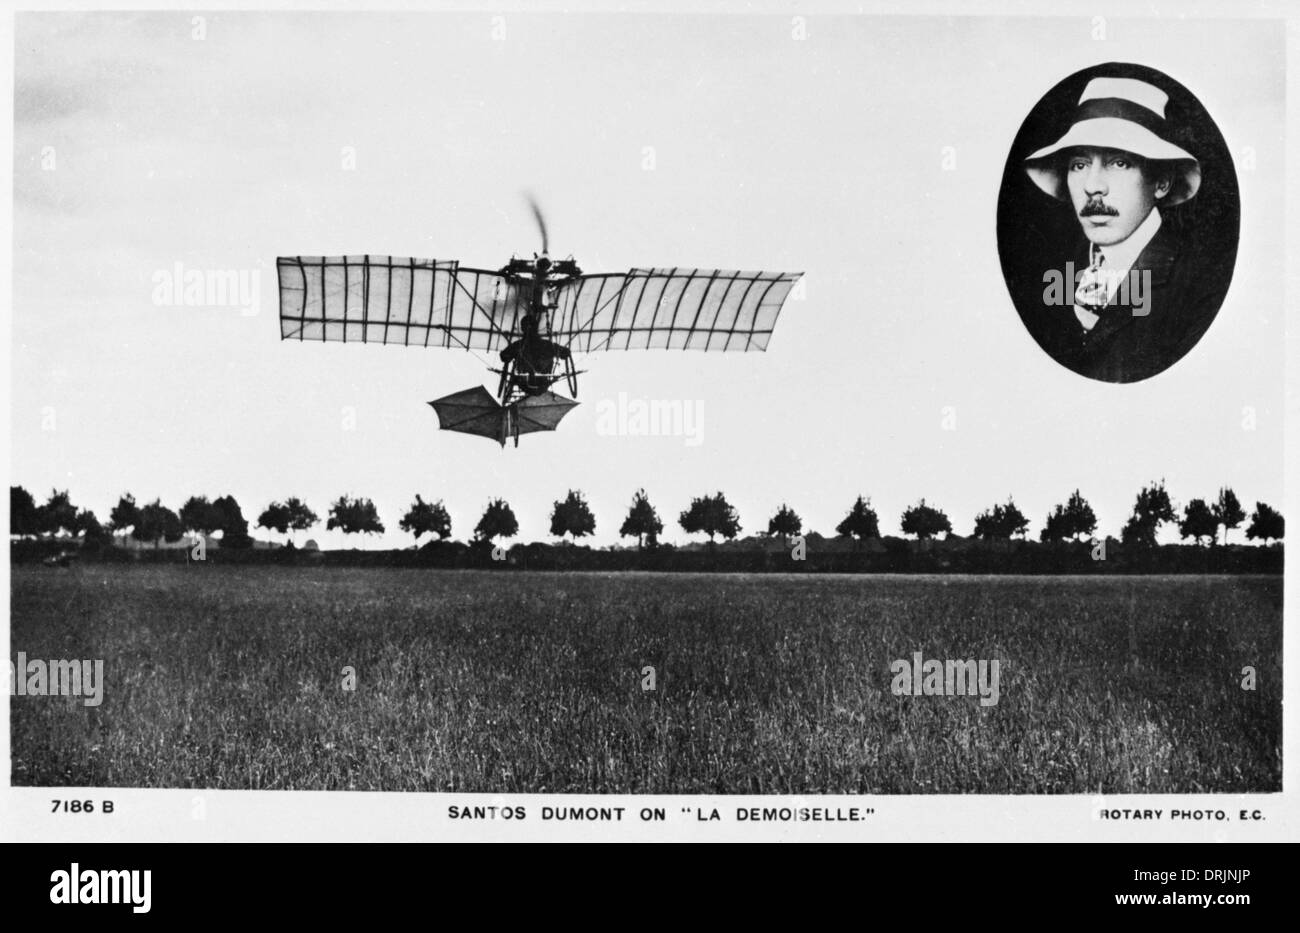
[9,566,1282,793]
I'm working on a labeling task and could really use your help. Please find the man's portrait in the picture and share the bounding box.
[998,64,1239,384]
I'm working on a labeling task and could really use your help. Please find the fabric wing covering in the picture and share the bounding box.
[552,268,802,352]
[513,392,581,434]
[278,256,528,352]
[426,386,504,440]
[428,386,579,447]
[279,257,802,355]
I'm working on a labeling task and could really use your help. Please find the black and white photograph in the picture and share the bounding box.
[998,62,1240,383]
[3,3,1294,851]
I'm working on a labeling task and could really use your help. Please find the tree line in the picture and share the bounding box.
[9,481,1285,549]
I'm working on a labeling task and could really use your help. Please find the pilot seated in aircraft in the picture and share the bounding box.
[500,314,570,395]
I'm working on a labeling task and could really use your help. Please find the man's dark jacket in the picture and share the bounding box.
[1029,222,1228,383]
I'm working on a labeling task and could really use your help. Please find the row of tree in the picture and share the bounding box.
[10,482,1286,549]
[9,489,258,548]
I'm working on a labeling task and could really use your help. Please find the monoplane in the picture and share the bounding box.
[277,204,801,446]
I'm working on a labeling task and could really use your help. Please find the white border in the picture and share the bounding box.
[2,0,1295,843]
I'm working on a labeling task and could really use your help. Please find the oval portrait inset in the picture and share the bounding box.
[997,63,1239,384]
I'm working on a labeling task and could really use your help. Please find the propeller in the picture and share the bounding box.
[525,192,549,256]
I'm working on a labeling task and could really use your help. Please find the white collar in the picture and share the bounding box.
[1091,207,1162,277]
[1074,207,1162,331]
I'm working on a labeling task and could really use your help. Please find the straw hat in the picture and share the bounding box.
[1024,76,1200,206]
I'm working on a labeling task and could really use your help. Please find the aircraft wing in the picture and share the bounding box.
[278,256,530,353]
[550,268,802,353]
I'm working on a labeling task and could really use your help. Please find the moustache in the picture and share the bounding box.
[1080,200,1120,217]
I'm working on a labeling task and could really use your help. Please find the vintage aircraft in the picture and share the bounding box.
[277,204,802,446]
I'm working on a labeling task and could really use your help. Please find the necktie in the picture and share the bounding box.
[1075,247,1109,314]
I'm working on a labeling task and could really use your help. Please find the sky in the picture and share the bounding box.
[11,12,1286,549]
